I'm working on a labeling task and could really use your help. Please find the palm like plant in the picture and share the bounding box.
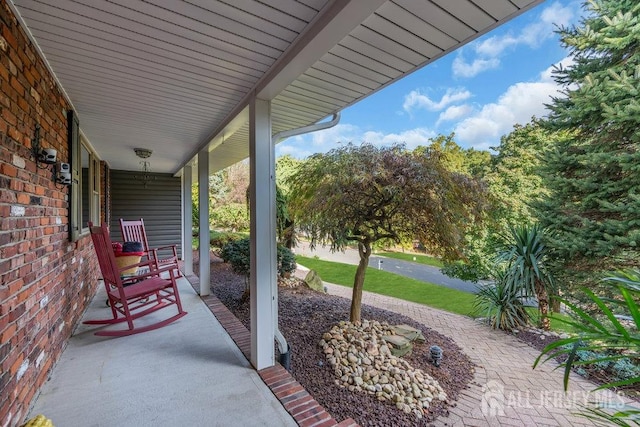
[497,224,554,330]
[474,268,530,330]
[534,270,640,425]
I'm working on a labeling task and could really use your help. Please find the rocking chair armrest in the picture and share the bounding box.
[152,244,177,251]
[150,246,179,263]
[151,245,178,257]
[131,263,178,281]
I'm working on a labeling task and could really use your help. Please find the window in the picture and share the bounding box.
[68,110,101,241]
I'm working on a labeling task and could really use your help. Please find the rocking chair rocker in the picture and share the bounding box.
[86,222,187,336]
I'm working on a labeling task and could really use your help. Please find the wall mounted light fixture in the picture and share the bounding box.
[55,162,72,185]
[31,124,71,186]
[31,124,57,168]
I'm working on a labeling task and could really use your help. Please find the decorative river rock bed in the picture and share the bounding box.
[205,256,476,426]
[320,320,447,420]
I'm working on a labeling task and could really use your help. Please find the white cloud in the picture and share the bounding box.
[402,88,472,114]
[275,143,314,159]
[277,55,577,157]
[454,60,569,149]
[275,125,436,158]
[275,124,359,158]
[452,1,576,78]
[541,1,574,28]
[451,56,500,78]
[475,35,519,58]
[539,55,576,83]
[360,128,436,149]
[436,104,474,126]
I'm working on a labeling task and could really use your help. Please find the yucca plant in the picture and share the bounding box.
[474,268,530,330]
[534,269,640,425]
[497,223,555,330]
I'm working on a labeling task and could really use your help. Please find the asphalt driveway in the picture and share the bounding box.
[294,242,478,293]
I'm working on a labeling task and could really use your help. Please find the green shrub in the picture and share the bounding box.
[210,230,245,249]
[611,358,639,382]
[567,343,640,383]
[474,269,530,331]
[220,237,250,276]
[211,203,249,232]
[277,245,296,277]
[535,269,640,426]
[220,237,297,278]
[442,260,485,283]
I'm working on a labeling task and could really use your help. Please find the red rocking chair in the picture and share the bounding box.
[86,222,187,336]
[119,218,182,277]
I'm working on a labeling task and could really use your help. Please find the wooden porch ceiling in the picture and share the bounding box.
[9,0,543,174]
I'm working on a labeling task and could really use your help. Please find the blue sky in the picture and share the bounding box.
[276,0,581,158]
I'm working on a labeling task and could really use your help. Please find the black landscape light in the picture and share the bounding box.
[430,345,443,367]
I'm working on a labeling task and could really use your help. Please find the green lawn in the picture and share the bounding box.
[377,251,443,268]
[296,255,577,334]
[296,255,476,317]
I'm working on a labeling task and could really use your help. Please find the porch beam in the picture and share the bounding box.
[249,96,276,369]
[257,0,386,100]
[182,164,194,276]
[198,149,210,296]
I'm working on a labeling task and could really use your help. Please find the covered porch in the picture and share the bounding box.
[27,270,351,426]
[7,0,543,370]
[1,1,543,425]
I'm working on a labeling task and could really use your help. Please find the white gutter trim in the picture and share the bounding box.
[273,113,341,143]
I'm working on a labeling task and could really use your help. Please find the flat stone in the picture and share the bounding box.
[390,344,413,357]
[381,335,413,357]
[391,324,426,343]
[382,334,412,349]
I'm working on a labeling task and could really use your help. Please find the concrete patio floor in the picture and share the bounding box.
[26,276,297,427]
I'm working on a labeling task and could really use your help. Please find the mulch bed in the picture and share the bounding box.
[201,256,475,427]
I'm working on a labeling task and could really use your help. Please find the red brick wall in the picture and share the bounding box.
[0,2,101,426]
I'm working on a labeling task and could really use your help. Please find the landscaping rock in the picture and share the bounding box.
[319,320,447,420]
[382,335,413,357]
[304,269,325,292]
[392,324,426,343]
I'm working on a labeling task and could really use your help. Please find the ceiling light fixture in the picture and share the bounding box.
[134,147,152,159]
[133,148,155,187]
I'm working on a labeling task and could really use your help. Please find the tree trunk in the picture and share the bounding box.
[550,288,561,313]
[284,219,295,249]
[535,279,551,331]
[350,241,371,323]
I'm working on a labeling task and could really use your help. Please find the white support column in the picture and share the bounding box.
[182,165,194,276]
[249,96,276,369]
[198,149,210,296]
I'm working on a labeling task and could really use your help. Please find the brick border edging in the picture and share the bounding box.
[185,273,358,427]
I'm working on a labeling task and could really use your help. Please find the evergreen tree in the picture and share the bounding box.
[537,0,640,285]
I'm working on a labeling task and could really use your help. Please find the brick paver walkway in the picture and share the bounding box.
[323,283,628,427]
